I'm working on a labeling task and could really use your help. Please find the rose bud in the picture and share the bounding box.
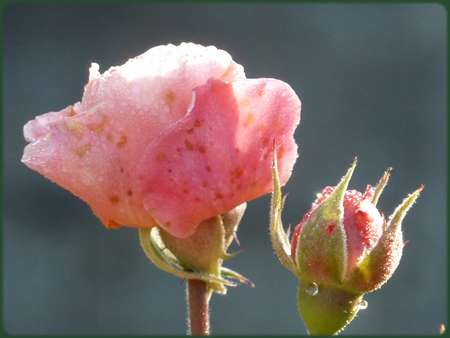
[22,43,301,290]
[271,157,422,335]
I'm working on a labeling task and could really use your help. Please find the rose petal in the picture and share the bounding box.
[22,43,245,229]
[138,78,301,238]
[343,193,384,272]
[24,107,73,142]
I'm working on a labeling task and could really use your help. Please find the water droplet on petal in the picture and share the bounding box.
[358,299,368,310]
[305,282,319,296]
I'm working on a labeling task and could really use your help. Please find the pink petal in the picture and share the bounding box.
[22,43,245,230]
[343,193,384,273]
[138,78,301,238]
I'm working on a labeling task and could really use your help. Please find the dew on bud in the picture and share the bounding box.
[358,299,368,310]
[305,282,319,296]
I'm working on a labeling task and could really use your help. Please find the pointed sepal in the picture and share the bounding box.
[221,267,255,288]
[371,167,392,206]
[270,149,297,275]
[222,202,246,248]
[139,203,253,295]
[296,159,357,284]
[348,186,423,293]
[387,185,423,233]
[138,227,235,288]
[159,216,225,275]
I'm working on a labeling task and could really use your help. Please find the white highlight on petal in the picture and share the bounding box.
[89,63,100,81]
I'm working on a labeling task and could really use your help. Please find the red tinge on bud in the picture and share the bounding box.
[271,158,423,335]
[291,186,384,277]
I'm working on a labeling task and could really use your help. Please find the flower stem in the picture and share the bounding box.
[186,279,210,335]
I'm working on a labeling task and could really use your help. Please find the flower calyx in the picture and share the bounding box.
[139,203,253,295]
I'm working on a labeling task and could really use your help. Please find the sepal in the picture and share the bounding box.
[139,204,253,294]
[270,149,297,275]
[295,159,357,285]
[347,185,423,293]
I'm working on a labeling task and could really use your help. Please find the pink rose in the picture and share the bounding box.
[22,42,301,238]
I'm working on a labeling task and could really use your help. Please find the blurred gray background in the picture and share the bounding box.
[3,2,447,335]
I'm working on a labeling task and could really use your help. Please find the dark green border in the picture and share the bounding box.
[1,0,448,337]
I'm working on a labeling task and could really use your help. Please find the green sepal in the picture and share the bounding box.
[221,267,255,287]
[159,216,225,275]
[139,205,253,295]
[371,167,392,206]
[297,281,364,335]
[269,149,297,275]
[222,202,246,248]
[348,185,423,293]
[296,159,357,285]
[386,185,423,234]
[159,215,228,293]
[139,227,235,287]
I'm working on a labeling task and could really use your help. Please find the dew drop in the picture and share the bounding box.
[305,282,319,296]
[358,299,368,310]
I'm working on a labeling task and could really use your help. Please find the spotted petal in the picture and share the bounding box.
[138,78,301,238]
[22,43,245,229]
